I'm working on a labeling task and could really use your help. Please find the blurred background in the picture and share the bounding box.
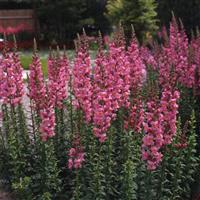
[0,0,200,49]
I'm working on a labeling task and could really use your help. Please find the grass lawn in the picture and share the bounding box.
[20,50,97,77]
[20,55,48,76]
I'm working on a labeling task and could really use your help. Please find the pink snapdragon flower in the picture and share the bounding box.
[68,135,85,169]
[0,53,24,106]
[128,36,146,91]
[92,37,131,142]
[72,44,93,123]
[142,100,164,170]
[128,99,144,133]
[92,50,111,142]
[161,88,180,145]
[108,42,131,108]
[39,100,56,141]
[29,52,56,141]
[28,54,46,111]
[191,35,200,90]
[142,87,180,170]
[140,46,157,71]
[159,16,195,88]
[48,53,69,109]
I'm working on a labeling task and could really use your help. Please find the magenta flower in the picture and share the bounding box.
[28,54,46,111]
[48,53,69,109]
[68,135,85,170]
[39,101,56,142]
[159,17,195,88]
[127,98,144,133]
[72,45,93,123]
[161,88,180,145]
[142,100,164,170]
[0,53,24,106]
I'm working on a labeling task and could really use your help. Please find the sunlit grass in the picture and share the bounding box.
[20,55,48,76]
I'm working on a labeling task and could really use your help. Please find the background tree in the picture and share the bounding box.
[36,0,91,44]
[106,0,158,41]
[36,0,109,45]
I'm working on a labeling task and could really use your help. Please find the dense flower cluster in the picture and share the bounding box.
[159,17,195,88]
[1,16,196,172]
[39,99,56,141]
[0,53,24,106]
[92,37,132,142]
[161,88,180,145]
[92,50,112,142]
[48,52,69,109]
[29,52,56,141]
[142,87,180,170]
[68,135,85,169]
[108,42,130,109]
[142,100,164,170]
[28,54,46,111]
[128,99,144,133]
[140,46,157,71]
[191,33,200,90]
[72,43,93,123]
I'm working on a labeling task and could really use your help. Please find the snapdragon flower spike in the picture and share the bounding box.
[128,29,146,92]
[142,100,164,170]
[0,58,3,100]
[12,52,24,105]
[127,98,144,133]
[161,88,180,145]
[68,135,85,170]
[72,34,93,123]
[39,98,56,141]
[0,53,24,106]
[191,34,200,90]
[142,87,179,170]
[48,48,69,109]
[107,40,131,109]
[159,47,176,88]
[92,29,131,142]
[92,43,112,142]
[159,16,195,88]
[12,35,24,101]
[28,41,46,111]
[62,46,70,83]
[140,46,157,71]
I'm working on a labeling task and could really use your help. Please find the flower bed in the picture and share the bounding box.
[0,16,200,200]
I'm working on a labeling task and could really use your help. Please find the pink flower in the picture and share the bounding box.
[48,52,69,109]
[68,159,73,169]
[128,98,144,133]
[72,41,93,123]
[161,88,180,145]
[68,135,85,170]
[142,100,164,170]
[0,52,24,106]
[69,148,76,157]
[39,101,56,141]
[159,16,195,88]
[28,54,46,111]
[128,36,145,93]
[142,87,179,170]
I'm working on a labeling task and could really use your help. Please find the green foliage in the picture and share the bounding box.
[0,74,199,200]
[106,0,158,41]
[1,104,199,199]
[133,114,199,200]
